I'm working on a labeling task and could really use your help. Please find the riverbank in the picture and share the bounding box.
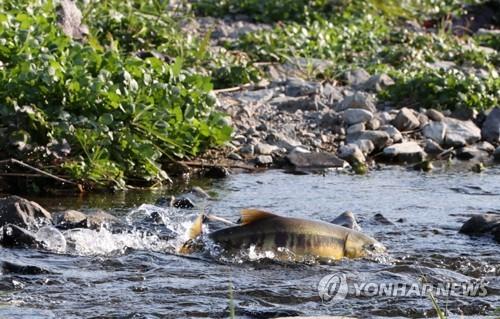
[0,0,499,193]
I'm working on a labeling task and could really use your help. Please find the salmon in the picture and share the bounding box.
[179,209,385,261]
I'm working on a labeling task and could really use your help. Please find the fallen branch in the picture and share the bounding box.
[0,158,78,185]
[212,83,255,94]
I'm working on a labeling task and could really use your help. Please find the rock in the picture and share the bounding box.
[172,198,195,209]
[426,109,444,122]
[422,121,447,144]
[322,83,343,105]
[191,186,211,199]
[383,141,426,163]
[451,107,478,121]
[338,91,376,113]
[343,108,373,125]
[255,143,279,155]
[366,117,381,130]
[424,139,444,155]
[319,111,341,128]
[392,107,420,131]
[239,144,255,156]
[266,132,302,151]
[285,77,321,97]
[380,125,402,143]
[427,60,456,71]
[270,96,316,112]
[345,68,370,87]
[456,142,494,160]
[57,0,88,39]
[1,224,41,248]
[353,139,375,155]
[417,113,429,127]
[228,152,243,160]
[481,107,500,144]
[495,146,500,161]
[255,155,273,166]
[53,210,87,229]
[346,130,390,149]
[379,112,394,125]
[2,261,53,275]
[459,213,500,243]
[201,166,229,178]
[337,144,365,164]
[85,210,119,229]
[283,58,334,76]
[346,123,365,135]
[443,118,481,147]
[286,151,346,169]
[373,213,394,225]
[362,73,395,92]
[35,226,66,253]
[0,196,52,230]
[330,211,361,231]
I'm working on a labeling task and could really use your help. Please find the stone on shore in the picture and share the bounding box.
[346,123,365,135]
[353,139,375,155]
[338,91,376,113]
[0,196,52,230]
[343,108,373,125]
[380,125,402,143]
[345,68,370,87]
[494,146,500,161]
[255,143,279,155]
[481,107,500,144]
[256,155,273,166]
[362,73,394,92]
[422,121,446,144]
[383,141,426,163]
[337,144,365,164]
[392,107,420,131]
[286,151,346,169]
[443,118,481,147]
[456,142,494,161]
[424,139,444,155]
[346,130,390,149]
[266,132,302,151]
[426,109,444,122]
[285,77,321,97]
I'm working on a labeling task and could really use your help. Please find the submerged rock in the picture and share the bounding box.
[1,224,41,248]
[459,213,500,243]
[330,211,361,231]
[0,196,52,230]
[2,261,53,275]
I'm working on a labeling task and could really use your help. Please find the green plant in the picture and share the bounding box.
[0,0,232,189]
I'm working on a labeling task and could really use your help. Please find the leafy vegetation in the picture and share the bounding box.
[0,0,235,189]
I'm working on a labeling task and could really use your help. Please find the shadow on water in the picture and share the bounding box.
[1,166,500,318]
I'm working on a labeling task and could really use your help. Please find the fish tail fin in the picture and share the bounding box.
[178,212,205,254]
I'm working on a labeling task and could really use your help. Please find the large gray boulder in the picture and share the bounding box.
[337,144,365,164]
[422,121,447,144]
[0,196,52,230]
[443,118,481,147]
[380,125,402,143]
[481,107,500,144]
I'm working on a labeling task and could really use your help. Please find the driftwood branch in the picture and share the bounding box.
[0,158,78,185]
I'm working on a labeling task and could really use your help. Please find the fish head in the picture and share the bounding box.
[344,231,386,258]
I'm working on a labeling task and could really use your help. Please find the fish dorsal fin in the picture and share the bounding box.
[240,209,279,225]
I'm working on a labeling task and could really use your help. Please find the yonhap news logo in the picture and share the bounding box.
[318,272,487,303]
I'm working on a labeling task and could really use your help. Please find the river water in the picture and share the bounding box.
[1,166,499,318]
